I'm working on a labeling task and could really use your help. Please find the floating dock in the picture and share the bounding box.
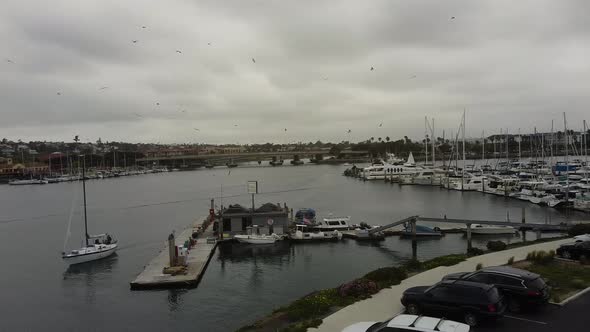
[130,219,217,290]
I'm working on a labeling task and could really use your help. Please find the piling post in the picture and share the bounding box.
[466,223,472,250]
[168,233,176,267]
[411,218,418,260]
[521,207,526,242]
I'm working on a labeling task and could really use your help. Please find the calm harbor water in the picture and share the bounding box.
[0,164,585,331]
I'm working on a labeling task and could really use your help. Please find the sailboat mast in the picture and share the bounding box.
[518,128,522,162]
[462,111,466,190]
[564,113,569,208]
[482,131,485,164]
[82,156,89,246]
[424,116,428,166]
[432,118,435,167]
[550,120,554,167]
[584,120,588,179]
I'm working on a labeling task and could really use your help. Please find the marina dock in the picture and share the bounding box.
[130,218,217,290]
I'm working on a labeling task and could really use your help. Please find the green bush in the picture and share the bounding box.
[568,224,590,237]
[527,250,555,265]
[507,256,515,265]
[363,267,407,287]
[476,263,483,271]
[487,240,507,251]
[403,259,423,271]
[467,247,485,256]
[571,278,586,289]
[284,289,339,321]
[422,254,467,270]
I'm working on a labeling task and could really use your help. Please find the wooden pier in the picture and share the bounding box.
[130,218,217,290]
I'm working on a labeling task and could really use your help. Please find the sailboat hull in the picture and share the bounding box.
[63,244,117,265]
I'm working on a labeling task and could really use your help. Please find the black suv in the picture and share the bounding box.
[557,241,590,260]
[442,266,549,312]
[400,280,505,327]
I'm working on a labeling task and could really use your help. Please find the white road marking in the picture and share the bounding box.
[504,315,548,325]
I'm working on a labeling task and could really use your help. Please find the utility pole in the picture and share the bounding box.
[564,113,569,213]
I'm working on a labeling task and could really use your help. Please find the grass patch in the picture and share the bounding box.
[522,260,590,301]
[504,236,568,250]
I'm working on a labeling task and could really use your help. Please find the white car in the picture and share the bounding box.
[342,314,469,332]
[573,234,590,242]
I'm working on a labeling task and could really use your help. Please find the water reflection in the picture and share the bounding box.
[63,254,119,279]
[167,289,188,312]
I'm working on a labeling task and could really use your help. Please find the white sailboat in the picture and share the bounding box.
[62,157,117,265]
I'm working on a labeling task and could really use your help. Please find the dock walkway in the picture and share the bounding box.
[130,219,217,290]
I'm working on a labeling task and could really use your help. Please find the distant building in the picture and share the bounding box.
[220,202,290,235]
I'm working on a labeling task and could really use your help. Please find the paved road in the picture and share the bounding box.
[474,291,590,332]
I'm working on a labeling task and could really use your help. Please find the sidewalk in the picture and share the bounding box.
[312,238,571,332]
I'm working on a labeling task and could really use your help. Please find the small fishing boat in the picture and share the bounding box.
[463,224,517,235]
[401,224,443,237]
[9,178,48,185]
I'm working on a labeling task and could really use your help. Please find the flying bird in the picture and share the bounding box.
[6,58,14,63]
[347,129,352,133]
[251,58,256,63]
[410,75,417,79]
[156,102,160,106]
[234,124,238,127]
[193,128,200,131]
[99,86,109,90]
[141,26,147,29]
[284,128,287,132]
[208,42,211,46]
[379,123,383,127]
[176,50,182,54]
[132,40,138,43]
[370,67,374,71]
[133,113,143,118]
[56,92,62,96]
[451,16,455,20]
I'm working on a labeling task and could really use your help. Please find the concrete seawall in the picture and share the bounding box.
[312,238,571,332]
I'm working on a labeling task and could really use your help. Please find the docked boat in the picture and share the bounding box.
[9,178,48,185]
[318,216,351,231]
[269,159,284,166]
[448,175,486,191]
[290,224,342,241]
[463,224,517,235]
[62,159,117,265]
[401,224,443,237]
[234,233,282,244]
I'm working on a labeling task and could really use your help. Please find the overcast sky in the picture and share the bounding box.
[1,0,589,144]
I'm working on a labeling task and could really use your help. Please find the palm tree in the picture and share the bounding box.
[370,137,375,142]
[378,137,382,142]
[386,136,390,142]
[404,136,409,144]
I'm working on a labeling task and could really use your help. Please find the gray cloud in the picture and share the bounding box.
[1,0,589,144]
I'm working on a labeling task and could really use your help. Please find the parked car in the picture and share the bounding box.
[573,234,590,242]
[400,280,505,327]
[442,266,549,312]
[342,314,470,332]
[557,241,590,260]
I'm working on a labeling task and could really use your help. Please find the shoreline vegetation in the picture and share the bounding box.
[237,236,568,332]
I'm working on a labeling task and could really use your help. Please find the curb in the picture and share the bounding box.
[550,286,590,306]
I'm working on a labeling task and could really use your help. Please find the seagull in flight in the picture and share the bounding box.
[347,129,352,133]
[156,102,160,106]
[141,26,147,29]
[410,75,417,79]
[193,128,200,131]
[370,67,374,71]
[379,123,383,127]
[251,58,256,63]
[208,42,211,46]
[5,58,14,64]
[99,86,109,90]
[284,128,287,132]
[132,40,138,43]
[176,50,182,54]
[234,124,238,127]
[56,92,62,96]
[451,16,455,20]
